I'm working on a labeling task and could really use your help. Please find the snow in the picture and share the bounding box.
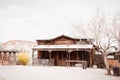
[33,44,93,50]
[0,66,119,80]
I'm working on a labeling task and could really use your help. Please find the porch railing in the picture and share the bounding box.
[32,58,54,66]
[66,60,87,69]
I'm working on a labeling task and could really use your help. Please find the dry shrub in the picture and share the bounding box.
[17,52,30,65]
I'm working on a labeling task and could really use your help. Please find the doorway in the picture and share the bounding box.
[51,51,67,66]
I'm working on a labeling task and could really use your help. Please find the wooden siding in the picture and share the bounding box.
[33,35,94,67]
[54,37,74,44]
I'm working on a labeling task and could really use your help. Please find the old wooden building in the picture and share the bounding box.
[0,49,17,65]
[107,51,120,67]
[32,35,95,67]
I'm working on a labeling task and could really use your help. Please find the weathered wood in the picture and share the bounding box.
[34,35,94,67]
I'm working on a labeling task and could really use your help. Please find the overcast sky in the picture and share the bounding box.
[0,0,120,42]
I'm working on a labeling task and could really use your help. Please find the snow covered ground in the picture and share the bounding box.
[0,66,119,80]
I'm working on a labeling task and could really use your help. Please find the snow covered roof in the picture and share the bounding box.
[107,55,114,59]
[0,49,18,52]
[36,34,94,41]
[33,44,93,51]
[106,47,116,54]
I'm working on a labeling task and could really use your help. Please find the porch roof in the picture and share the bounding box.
[32,44,93,51]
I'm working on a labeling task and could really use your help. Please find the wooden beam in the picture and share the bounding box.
[90,49,95,68]
[90,52,92,67]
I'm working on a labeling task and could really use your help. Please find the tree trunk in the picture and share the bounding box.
[103,54,111,75]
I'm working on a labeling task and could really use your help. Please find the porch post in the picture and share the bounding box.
[6,51,9,64]
[8,52,11,65]
[32,50,34,59]
[32,49,35,65]
[68,50,71,60]
[67,50,71,66]
[90,52,92,67]
[13,52,16,64]
[90,49,94,68]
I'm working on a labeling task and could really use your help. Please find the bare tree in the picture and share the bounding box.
[110,11,120,49]
[73,9,118,75]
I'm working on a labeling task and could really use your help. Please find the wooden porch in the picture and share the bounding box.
[32,45,94,67]
[0,50,17,65]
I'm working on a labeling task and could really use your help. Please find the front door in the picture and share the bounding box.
[51,51,67,66]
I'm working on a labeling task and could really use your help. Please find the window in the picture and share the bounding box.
[41,51,49,59]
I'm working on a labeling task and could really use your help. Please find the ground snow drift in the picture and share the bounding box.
[0,66,119,80]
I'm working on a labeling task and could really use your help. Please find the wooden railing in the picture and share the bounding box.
[66,60,87,69]
[32,58,54,66]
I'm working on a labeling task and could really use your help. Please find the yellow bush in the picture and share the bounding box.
[17,52,30,65]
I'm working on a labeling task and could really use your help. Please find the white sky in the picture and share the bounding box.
[0,0,120,42]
